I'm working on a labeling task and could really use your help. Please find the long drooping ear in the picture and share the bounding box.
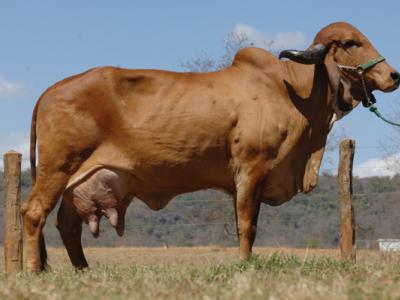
[324,47,353,111]
[279,44,354,111]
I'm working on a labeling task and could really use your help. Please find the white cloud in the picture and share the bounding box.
[0,133,30,170]
[353,153,400,178]
[0,76,24,100]
[233,23,308,51]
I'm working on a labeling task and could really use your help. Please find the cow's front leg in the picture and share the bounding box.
[234,163,266,260]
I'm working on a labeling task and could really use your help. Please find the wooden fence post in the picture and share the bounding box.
[338,139,356,261]
[3,150,23,272]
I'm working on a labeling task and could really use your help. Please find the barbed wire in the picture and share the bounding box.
[128,221,234,228]
[321,165,400,171]
[160,190,400,205]
[127,194,399,231]
[353,145,400,149]
[115,190,400,230]
[127,209,400,226]
[8,144,400,164]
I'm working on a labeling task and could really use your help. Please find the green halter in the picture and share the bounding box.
[337,55,385,74]
[357,55,386,72]
[338,55,400,127]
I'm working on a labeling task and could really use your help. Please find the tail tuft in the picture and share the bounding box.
[30,100,40,186]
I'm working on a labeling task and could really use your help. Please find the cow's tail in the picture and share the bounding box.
[30,98,41,186]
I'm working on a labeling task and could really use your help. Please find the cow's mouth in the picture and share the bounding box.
[384,82,400,92]
[362,91,376,107]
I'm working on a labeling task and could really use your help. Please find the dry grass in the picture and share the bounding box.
[0,247,400,299]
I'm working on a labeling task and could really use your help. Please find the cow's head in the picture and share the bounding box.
[279,22,399,113]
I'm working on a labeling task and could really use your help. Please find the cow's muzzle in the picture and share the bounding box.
[390,71,400,89]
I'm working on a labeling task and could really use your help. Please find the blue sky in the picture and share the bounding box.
[1,0,400,176]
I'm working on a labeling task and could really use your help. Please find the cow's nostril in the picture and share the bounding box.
[390,71,400,81]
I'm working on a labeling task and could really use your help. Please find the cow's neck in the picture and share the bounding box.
[283,61,335,130]
[282,61,335,192]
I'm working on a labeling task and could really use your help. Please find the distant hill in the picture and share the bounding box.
[1,170,399,248]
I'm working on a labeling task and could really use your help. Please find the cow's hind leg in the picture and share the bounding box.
[56,197,88,269]
[39,232,48,270]
[21,171,70,272]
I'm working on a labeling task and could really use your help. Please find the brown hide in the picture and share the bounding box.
[23,22,399,271]
[39,55,326,206]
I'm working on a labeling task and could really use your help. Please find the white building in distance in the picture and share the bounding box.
[378,239,400,251]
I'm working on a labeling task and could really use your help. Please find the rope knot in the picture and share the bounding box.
[367,104,400,127]
[369,105,378,113]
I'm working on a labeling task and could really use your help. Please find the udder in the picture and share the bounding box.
[63,168,137,237]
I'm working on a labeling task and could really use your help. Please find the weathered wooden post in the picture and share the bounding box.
[3,150,23,272]
[338,139,356,261]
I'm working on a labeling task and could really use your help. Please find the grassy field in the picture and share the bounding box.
[0,247,399,299]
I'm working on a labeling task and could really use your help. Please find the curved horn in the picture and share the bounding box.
[279,44,327,64]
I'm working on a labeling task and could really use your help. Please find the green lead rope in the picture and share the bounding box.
[337,55,399,127]
[368,104,400,127]
[350,55,400,128]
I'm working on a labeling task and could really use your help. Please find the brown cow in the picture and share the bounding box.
[22,22,399,271]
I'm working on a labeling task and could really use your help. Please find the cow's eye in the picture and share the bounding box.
[343,40,360,48]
